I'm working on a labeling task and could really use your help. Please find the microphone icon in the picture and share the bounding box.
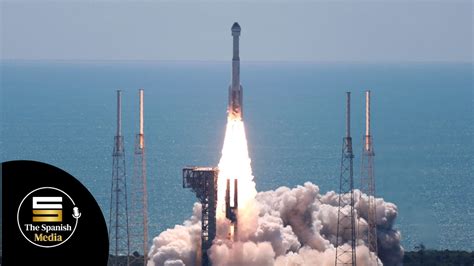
[72,207,82,219]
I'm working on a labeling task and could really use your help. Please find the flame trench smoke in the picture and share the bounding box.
[148,117,404,266]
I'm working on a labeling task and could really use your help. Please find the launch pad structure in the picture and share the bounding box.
[360,90,378,257]
[130,89,149,266]
[183,167,219,266]
[109,90,131,266]
[335,92,357,266]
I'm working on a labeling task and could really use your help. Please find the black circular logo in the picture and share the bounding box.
[3,160,109,266]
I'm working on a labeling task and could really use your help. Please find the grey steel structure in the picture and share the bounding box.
[183,167,218,266]
[109,90,131,266]
[360,90,378,256]
[335,92,357,266]
[228,22,243,119]
[130,89,149,265]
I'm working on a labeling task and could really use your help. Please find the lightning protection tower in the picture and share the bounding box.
[360,90,377,257]
[130,89,149,266]
[335,92,357,266]
[109,90,131,266]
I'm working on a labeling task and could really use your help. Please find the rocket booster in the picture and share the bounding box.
[225,178,238,240]
[225,178,238,222]
[228,22,243,120]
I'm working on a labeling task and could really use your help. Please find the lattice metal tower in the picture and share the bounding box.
[183,167,218,266]
[360,90,377,256]
[130,89,149,266]
[335,92,357,266]
[109,90,130,266]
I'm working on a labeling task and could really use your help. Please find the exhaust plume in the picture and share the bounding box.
[148,182,403,266]
[148,116,403,266]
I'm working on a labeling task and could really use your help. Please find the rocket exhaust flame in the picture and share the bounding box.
[149,106,403,266]
[218,22,255,241]
[217,118,256,241]
[148,183,403,266]
[147,24,404,266]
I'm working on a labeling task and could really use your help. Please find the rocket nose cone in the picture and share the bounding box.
[232,22,241,32]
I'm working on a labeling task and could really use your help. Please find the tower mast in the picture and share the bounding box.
[109,90,131,266]
[130,89,149,265]
[361,90,378,257]
[335,92,357,266]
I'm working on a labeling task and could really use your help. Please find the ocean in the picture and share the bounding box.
[1,60,472,251]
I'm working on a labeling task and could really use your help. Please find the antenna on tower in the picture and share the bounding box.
[360,90,378,257]
[335,92,357,266]
[130,89,149,265]
[109,90,131,266]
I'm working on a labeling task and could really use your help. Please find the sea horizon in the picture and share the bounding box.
[1,60,473,252]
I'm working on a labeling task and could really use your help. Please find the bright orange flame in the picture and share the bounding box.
[217,117,257,232]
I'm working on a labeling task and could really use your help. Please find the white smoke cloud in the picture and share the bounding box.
[148,182,403,266]
[148,203,202,266]
[209,240,275,266]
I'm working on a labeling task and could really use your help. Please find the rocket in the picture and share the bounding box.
[225,178,238,240]
[225,178,238,222]
[228,22,243,120]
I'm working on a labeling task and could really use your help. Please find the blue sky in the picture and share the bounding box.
[1,1,472,62]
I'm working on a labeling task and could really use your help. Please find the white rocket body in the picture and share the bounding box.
[228,22,243,120]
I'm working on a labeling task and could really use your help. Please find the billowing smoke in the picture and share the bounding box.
[148,182,403,266]
[147,203,202,266]
[148,118,403,266]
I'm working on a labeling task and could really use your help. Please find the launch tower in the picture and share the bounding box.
[130,89,149,265]
[109,90,131,266]
[183,167,218,266]
[335,92,357,266]
[360,90,378,257]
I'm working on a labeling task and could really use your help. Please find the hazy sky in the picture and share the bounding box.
[1,1,472,62]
